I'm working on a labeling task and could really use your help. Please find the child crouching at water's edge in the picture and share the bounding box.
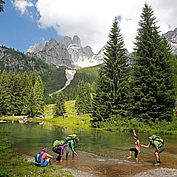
[52,141,68,162]
[127,130,140,162]
[35,147,53,167]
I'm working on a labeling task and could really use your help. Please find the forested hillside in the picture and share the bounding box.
[63,65,101,100]
[0,46,66,101]
[0,46,101,102]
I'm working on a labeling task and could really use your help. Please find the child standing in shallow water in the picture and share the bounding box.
[127,130,141,162]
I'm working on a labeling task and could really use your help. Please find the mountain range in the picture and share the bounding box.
[1,28,177,99]
[0,46,100,100]
[27,28,177,69]
[27,35,104,69]
[162,28,177,54]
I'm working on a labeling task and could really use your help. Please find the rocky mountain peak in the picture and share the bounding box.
[163,28,177,54]
[27,35,103,68]
[73,35,81,47]
[163,27,177,44]
[60,36,72,47]
[27,43,45,54]
[48,38,58,46]
[83,46,94,57]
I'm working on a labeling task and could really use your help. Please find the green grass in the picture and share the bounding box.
[0,116,21,121]
[44,101,92,132]
[44,104,56,118]
[93,117,177,135]
[1,101,177,135]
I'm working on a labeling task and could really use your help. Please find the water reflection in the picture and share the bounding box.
[0,120,7,123]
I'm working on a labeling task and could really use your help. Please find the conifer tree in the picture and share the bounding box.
[12,73,25,115]
[92,17,129,124]
[75,81,92,115]
[32,75,45,116]
[54,92,65,116]
[21,74,34,116]
[91,68,112,123]
[130,3,175,122]
[0,72,14,115]
[0,72,4,115]
[0,0,4,12]
[169,55,177,100]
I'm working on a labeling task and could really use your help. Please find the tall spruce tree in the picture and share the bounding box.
[130,3,175,122]
[54,92,65,116]
[91,68,112,123]
[169,55,177,101]
[75,81,92,115]
[92,17,129,124]
[21,74,34,116]
[12,73,25,115]
[32,75,45,116]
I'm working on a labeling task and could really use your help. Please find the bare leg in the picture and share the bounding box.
[154,151,160,162]
[135,155,139,162]
[128,151,132,159]
[66,152,69,160]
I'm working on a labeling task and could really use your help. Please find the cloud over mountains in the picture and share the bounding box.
[12,0,177,53]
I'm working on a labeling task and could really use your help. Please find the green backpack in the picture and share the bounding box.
[53,140,65,147]
[65,134,77,141]
[150,135,164,145]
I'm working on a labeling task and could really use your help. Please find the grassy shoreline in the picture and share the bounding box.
[1,114,177,135]
[0,133,74,177]
[1,100,177,135]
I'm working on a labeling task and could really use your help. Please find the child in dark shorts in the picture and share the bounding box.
[128,130,140,162]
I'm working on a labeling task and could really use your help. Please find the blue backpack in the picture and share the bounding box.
[35,151,44,166]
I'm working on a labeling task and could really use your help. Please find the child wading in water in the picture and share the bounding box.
[127,130,140,162]
[141,135,165,166]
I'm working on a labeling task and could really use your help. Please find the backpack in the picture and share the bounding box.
[150,135,164,145]
[53,140,65,147]
[35,151,44,165]
[65,134,77,141]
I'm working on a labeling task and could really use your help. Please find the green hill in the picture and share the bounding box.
[63,65,101,100]
[0,46,101,101]
[0,46,66,101]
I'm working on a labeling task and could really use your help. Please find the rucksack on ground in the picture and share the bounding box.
[53,140,65,147]
[35,151,44,165]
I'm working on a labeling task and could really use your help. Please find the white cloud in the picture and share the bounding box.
[34,0,145,53]
[12,0,33,15]
[14,0,177,53]
[148,0,177,33]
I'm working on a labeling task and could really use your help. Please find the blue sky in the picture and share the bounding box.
[0,0,177,53]
[0,1,61,52]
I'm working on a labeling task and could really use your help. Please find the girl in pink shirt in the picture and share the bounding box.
[36,148,53,167]
[127,130,141,162]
